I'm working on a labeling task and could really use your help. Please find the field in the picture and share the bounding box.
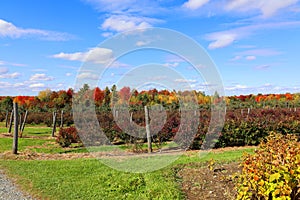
[0,122,256,200]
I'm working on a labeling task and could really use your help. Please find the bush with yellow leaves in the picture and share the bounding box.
[236,132,300,200]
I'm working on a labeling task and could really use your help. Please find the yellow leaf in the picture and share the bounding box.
[270,173,281,182]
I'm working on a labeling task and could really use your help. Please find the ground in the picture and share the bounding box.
[178,162,241,200]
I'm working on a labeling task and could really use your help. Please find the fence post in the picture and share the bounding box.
[8,109,14,134]
[20,110,28,134]
[12,102,19,154]
[144,106,152,153]
[19,113,22,131]
[5,111,8,128]
[52,111,57,137]
[60,110,64,128]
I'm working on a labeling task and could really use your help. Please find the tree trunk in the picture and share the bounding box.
[8,109,14,134]
[12,103,18,154]
[144,106,152,153]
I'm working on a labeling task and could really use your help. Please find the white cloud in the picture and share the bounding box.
[0,59,27,67]
[29,83,45,88]
[32,68,47,72]
[84,0,164,16]
[0,67,8,74]
[85,0,141,13]
[255,64,271,70]
[207,33,237,49]
[136,40,151,47]
[182,0,210,10]
[77,72,99,80]
[230,55,242,61]
[163,62,179,67]
[52,47,113,64]
[30,73,54,81]
[225,84,248,91]
[225,0,299,17]
[109,61,131,68]
[101,32,113,37]
[239,49,282,56]
[175,79,197,83]
[101,15,156,32]
[0,81,12,88]
[246,55,256,60]
[0,19,74,41]
[65,73,72,77]
[0,72,21,79]
[206,21,300,49]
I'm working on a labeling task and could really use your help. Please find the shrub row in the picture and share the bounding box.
[2,108,300,149]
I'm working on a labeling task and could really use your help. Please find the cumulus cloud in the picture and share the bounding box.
[52,47,113,64]
[175,79,197,83]
[239,48,282,56]
[226,84,248,91]
[101,15,159,32]
[182,0,210,10]
[206,21,300,49]
[0,67,8,74]
[163,62,179,67]
[246,56,256,60]
[255,64,271,70]
[29,83,45,88]
[0,19,74,41]
[225,0,299,18]
[207,33,237,49]
[0,72,21,79]
[136,40,151,47]
[77,72,99,80]
[30,73,54,81]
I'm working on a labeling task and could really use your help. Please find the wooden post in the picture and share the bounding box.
[52,111,57,137]
[20,110,28,133]
[12,102,19,154]
[19,113,22,131]
[144,106,152,153]
[8,109,14,134]
[5,110,8,128]
[130,112,133,124]
[60,110,64,128]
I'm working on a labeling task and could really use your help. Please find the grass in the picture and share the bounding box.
[0,147,255,199]
[0,137,53,153]
[0,126,52,137]
[0,122,256,199]
[0,159,183,200]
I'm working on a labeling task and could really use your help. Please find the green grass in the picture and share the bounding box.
[0,147,255,199]
[0,126,52,137]
[0,159,183,200]
[0,137,53,153]
[0,123,256,199]
[174,147,255,165]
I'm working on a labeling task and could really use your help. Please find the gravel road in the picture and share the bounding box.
[0,170,34,200]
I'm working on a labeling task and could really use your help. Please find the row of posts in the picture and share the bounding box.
[10,103,63,154]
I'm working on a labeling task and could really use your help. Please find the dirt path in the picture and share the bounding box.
[0,170,35,200]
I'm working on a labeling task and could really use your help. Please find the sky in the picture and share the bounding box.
[1,0,300,96]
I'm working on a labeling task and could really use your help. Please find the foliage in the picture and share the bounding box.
[236,133,300,200]
[56,127,81,147]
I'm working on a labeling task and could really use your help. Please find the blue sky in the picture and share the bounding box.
[1,0,300,96]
